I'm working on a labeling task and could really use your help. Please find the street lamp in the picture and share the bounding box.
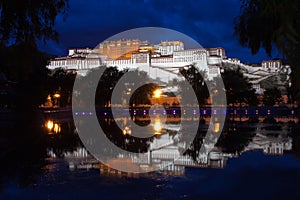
[153,89,162,105]
[153,89,162,98]
[53,92,61,107]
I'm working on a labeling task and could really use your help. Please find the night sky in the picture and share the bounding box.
[39,0,281,64]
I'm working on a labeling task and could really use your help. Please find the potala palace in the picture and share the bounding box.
[46,39,291,94]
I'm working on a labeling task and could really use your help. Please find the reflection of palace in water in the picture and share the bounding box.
[244,133,292,155]
[46,117,293,176]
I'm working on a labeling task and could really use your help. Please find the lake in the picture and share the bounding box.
[0,111,300,200]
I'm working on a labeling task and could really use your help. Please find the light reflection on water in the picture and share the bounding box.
[43,115,295,175]
[153,119,162,134]
[45,119,61,135]
[1,114,300,199]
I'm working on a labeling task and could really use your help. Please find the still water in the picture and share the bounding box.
[1,112,300,200]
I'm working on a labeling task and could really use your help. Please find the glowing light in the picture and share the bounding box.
[153,89,162,98]
[53,123,61,133]
[46,120,61,134]
[53,93,61,98]
[213,123,220,133]
[123,126,131,135]
[153,119,162,134]
[46,120,54,130]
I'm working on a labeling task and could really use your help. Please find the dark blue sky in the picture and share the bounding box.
[39,0,280,64]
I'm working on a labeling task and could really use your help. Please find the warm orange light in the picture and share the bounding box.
[153,119,162,134]
[123,126,131,135]
[153,89,162,98]
[46,120,54,130]
[213,123,220,133]
[53,93,61,98]
[46,120,61,134]
[53,123,61,133]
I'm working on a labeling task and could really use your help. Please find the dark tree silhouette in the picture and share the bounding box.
[216,128,255,154]
[262,87,282,106]
[0,0,69,84]
[234,0,299,57]
[234,0,300,101]
[95,67,125,106]
[221,68,258,106]
[129,83,157,106]
[47,68,76,107]
[179,65,209,105]
[0,0,69,47]
[0,0,69,132]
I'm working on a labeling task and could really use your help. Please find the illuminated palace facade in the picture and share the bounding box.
[47,39,291,93]
[46,40,225,81]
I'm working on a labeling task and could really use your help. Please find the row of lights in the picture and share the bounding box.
[74,112,93,116]
[74,109,294,116]
[130,110,214,115]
